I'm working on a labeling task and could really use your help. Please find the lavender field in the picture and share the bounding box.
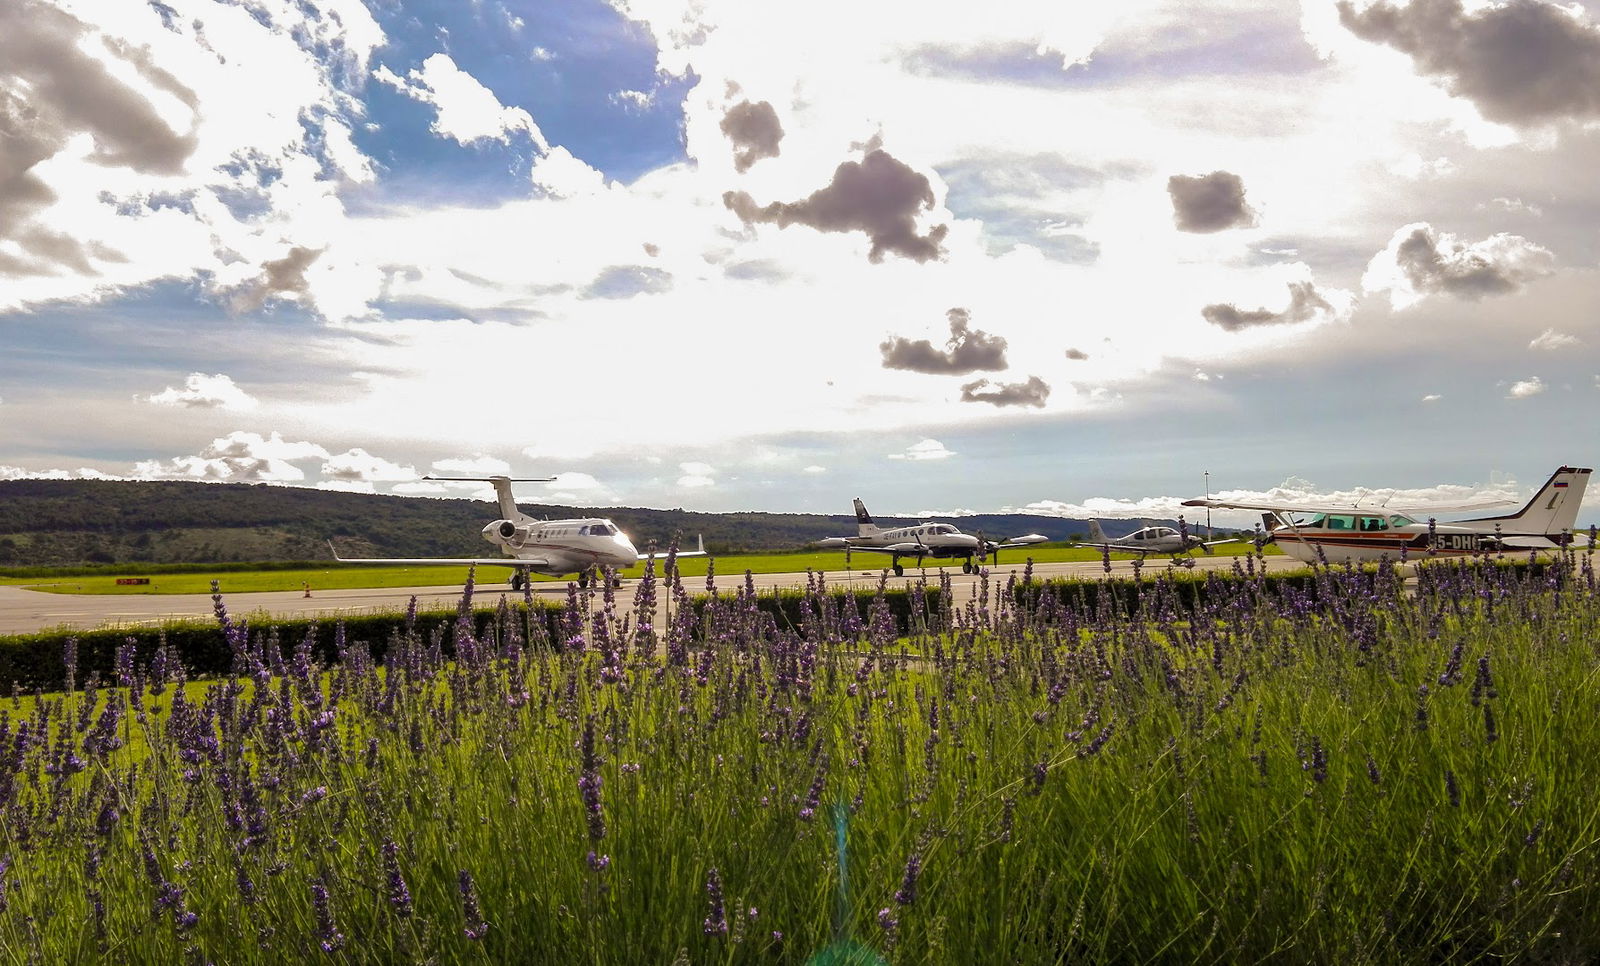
[2,550,1598,964]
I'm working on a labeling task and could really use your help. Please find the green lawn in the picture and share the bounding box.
[0,542,1280,595]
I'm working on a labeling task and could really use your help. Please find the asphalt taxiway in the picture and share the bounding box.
[0,554,1302,637]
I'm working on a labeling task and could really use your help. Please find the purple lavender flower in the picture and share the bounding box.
[702,867,728,936]
[311,876,344,951]
[578,718,606,843]
[459,869,489,940]
[799,755,827,822]
[877,907,899,933]
[381,840,413,917]
[894,852,921,906]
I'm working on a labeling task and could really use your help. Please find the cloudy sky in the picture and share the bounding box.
[2,0,1597,526]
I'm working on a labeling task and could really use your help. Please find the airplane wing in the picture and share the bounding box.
[842,543,925,555]
[328,543,555,570]
[1181,498,1517,514]
[636,535,708,559]
[1497,533,1594,551]
[1073,541,1146,554]
[996,534,1050,548]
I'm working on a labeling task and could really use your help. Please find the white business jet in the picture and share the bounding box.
[1181,465,1592,565]
[330,475,705,588]
[815,498,1048,576]
[1075,519,1238,561]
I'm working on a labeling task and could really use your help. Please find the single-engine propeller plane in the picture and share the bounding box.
[815,498,1048,576]
[329,475,706,589]
[1181,465,1592,565]
[1075,519,1238,561]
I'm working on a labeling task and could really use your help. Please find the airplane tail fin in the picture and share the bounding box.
[1088,519,1108,544]
[488,477,523,522]
[1469,466,1591,534]
[425,474,551,523]
[853,498,882,536]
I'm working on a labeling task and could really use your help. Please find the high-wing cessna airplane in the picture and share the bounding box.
[1181,465,1592,565]
[1075,519,1238,560]
[330,475,705,588]
[815,498,1049,576]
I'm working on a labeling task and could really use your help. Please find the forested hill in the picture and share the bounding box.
[0,479,1116,566]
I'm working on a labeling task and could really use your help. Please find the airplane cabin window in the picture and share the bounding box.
[1359,516,1387,531]
[1326,515,1355,531]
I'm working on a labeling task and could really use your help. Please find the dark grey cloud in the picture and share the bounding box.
[959,375,1051,408]
[1392,224,1548,299]
[1168,171,1257,233]
[231,247,323,313]
[0,0,198,277]
[723,149,950,263]
[1064,348,1089,360]
[1337,0,1600,125]
[720,100,784,173]
[581,265,674,300]
[880,308,1009,374]
[1201,281,1333,331]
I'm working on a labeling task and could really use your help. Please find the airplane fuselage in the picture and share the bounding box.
[1268,514,1575,565]
[837,524,981,558]
[483,516,642,575]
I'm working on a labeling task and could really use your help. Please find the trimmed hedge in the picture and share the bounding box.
[0,599,569,692]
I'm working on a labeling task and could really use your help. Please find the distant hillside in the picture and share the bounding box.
[0,479,1151,566]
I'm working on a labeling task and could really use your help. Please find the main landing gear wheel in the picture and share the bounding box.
[892,562,904,577]
[962,559,974,574]
[510,573,527,591]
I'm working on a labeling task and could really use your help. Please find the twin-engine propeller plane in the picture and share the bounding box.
[815,498,1049,576]
[1181,465,1592,565]
[330,475,705,589]
[1075,519,1238,561]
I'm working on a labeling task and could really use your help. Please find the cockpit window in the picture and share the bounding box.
[1292,513,1327,528]
[1389,514,1418,527]
[1358,516,1387,532]
[590,523,614,537]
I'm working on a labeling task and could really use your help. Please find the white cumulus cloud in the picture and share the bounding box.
[140,373,259,410]
[373,53,547,149]
[889,439,954,461]
[677,462,716,487]
[1529,328,1579,351]
[321,448,417,483]
[432,454,513,476]
[1507,376,1547,399]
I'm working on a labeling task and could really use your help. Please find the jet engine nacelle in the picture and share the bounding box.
[482,519,530,546]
